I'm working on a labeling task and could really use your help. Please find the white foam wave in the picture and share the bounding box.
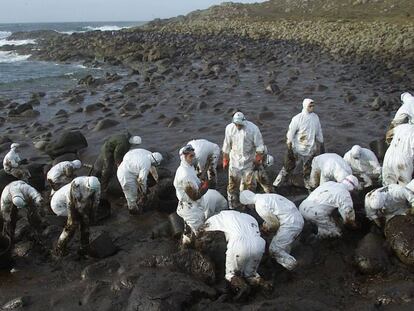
[0,31,12,39]
[84,25,128,32]
[0,51,31,63]
[0,38,36,47]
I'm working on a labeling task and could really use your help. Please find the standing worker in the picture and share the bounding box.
[240,190,304,270]
[274,99,324,189]
[222,112,265,209]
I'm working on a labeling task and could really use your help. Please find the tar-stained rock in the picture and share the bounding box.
[385,215,414,267]
[354,232,389,274]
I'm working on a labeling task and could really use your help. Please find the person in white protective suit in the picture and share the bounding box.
[0,180,44,242]
[117,148,163,215]
[240,190,304,270]
[386,92,414,144]
[364,180,414,228]
[47,159,82,194]
[299,175,358,238]
[55,176,100,257]
[201,210,266,286]
[309,153,354,190]
[274,98,324,189]
[50,183,71,217]
[187,139,221,188]
[343,145,381,188]
[382,123,414,186]
[174,144,228,245]
[222,112,265,209]
[2,143,30,180]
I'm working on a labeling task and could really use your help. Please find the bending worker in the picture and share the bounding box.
[343,145,381,188]
[55,176,100,257]
[0,180,44,242]
[187,139,221,188]
[222,112,265,209]
[365,180,414,228]
[94,133,142,193]
[299,175,358,239]
[3,143,30,180]
[382,123,414,186]
[117,148,163,215]
[240,190,304,270]
[47,159,82,194]
[274,98,324,189]
[309,153,353,190]
[386,92,414,143]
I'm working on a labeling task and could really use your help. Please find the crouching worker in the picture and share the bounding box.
[47,159,82,194]
[117,149,162,215]
[365,180,414,228]
[240,190,304,270]
[344,145,381,188]
[299,176,358,239]
[198,210,269,295]
[54,176,100,257]
[0,181,44,242]
[3,143,30,180]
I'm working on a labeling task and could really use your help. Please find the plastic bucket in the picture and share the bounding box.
[0,234,12,269]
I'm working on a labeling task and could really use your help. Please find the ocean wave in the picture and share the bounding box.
[0,31,12,39]
[83,25,130,32]
[0,51,31,63]
[0,38,36,47]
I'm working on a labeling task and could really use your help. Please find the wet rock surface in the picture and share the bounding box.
[385,215,414,267]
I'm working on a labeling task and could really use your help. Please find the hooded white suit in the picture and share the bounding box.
[50,183,71,216]
[309,153,353,189]
[187,139,220,187]
[117,149,162,213]
[382,124,414,186]
[3,144,30,180]
[343,145,381,188]
[222,119,265,209]
[274,99,324,188]
[299,177,357,238]
[365,181,414,224]
[47,160,82,192]
[240,190,304,270]
[391,92,414,127]
[204,210,265,281]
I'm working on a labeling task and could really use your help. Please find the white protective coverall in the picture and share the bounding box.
[309,153,353,189]
[187,139,220,187]
[2,143,30,180]
[117,149,162,214]
[240,190,304,270]
[382,124,414,186]
[274,99,324,188]
[50,183,71,216]
[204,210,265,282]
[174,151,227,235]
[0,180,43,240]
[391,92,414,127]
[343,145,381,188]
[365,180,414,225]
[299,176,358,238]
[47,160,82,193]
[222,116,265,209]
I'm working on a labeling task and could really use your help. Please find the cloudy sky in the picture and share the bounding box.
[0,0,266,23]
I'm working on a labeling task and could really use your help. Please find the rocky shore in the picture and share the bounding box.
[1,1,414,310]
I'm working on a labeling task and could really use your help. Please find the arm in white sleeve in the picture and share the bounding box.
[316,118,324,143]
[392,112,409,127]
[286,118,298,145]
[337,195,355,224]
[222,126,232,154]
[138,167,149,193]
[253,127,265,153]
[205,213,226,232]
[403,189,414,208]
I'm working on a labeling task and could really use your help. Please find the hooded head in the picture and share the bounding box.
[302,98,315,113]
[150,152,163,166]
[341,175,359,191]
[129,136,142,145]
[86,176,100,192]
[232,111,246,129]
[71,160,82,169]
[350,145,362,159]
[401,92,414,104]
[11,143,19,150]
[368,190,385,211]
[179,144,195,164]
[240,190,257,205]
[406,180,414,192]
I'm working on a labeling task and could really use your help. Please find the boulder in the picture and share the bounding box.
[89,231,118,259]
[265,81,280,94]
[8,103,34,116]
[121,82,138,93]
[93,119,120,131]
[44,131,88,159]
[354,232,389,274]
[83,102,105,113]
[27,163,46,191]
[385,215,414,266]
[81,259,121,281]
